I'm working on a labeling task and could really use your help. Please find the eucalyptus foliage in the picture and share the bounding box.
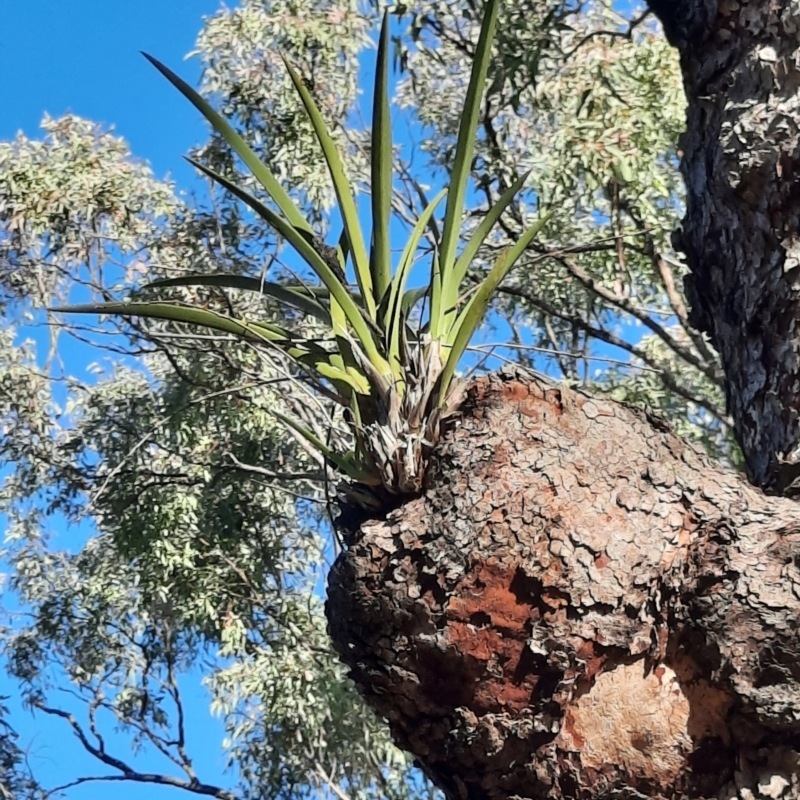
[0,2,736,799]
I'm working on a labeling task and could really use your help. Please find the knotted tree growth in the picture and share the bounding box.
[332,3,800,798]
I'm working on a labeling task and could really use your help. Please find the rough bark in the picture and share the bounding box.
[648,0,800,494]
[327,370,800,800]
[326,3,800,796]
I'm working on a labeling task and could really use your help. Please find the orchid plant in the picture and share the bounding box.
[59,0,549,504]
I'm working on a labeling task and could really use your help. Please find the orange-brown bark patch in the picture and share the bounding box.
[500,381,531,403]
[575,640,610,681]
[446,562,536,632]
[444,562,540,713]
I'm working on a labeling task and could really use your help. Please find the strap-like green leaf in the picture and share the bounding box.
[411,179,441,246]
[53,301,323,361]
[401,286,429,315]
[429,0,500,340]
[369,11,393,308]
[316,361,370,396]
[142,53,312,235]
[282,57,374,318]
[331,227,352,337]
[186,157,392,379]
[270,410,377,483]
[443,171,530,319]
[437,210,552,403]
[385,189,447,376]
[146,274,331,324]
[336,226,351,275]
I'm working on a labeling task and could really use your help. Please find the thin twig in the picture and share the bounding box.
[499,286,726,419]
[224,453,326,482]
[313,762,352,800]
[466,343,663,373]
[548,251,721,385]
[86,380,275,511]
[562,8,652,59]
[36,703,237,800]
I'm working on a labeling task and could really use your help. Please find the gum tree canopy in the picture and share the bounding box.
[3,2,800,800]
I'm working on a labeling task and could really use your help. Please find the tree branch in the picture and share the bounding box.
[546,250,723,386]
[499,285,726,419]
[35,703,238,800]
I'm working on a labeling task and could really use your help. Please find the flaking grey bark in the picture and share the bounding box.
[648,0,800,494]
[327,371,800,800]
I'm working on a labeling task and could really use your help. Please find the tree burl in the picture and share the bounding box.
[328,370,800,800]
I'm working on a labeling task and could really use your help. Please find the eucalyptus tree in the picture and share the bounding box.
[4,1,785,800]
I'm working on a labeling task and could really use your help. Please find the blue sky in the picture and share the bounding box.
[0,0,220,185]
[1,3,239,798]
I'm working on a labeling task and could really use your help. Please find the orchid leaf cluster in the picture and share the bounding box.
[58,0,548,500]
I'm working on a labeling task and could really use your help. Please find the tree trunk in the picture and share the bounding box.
[328,370,800,800]
[650,0,800,494]
[326,3,800,798]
